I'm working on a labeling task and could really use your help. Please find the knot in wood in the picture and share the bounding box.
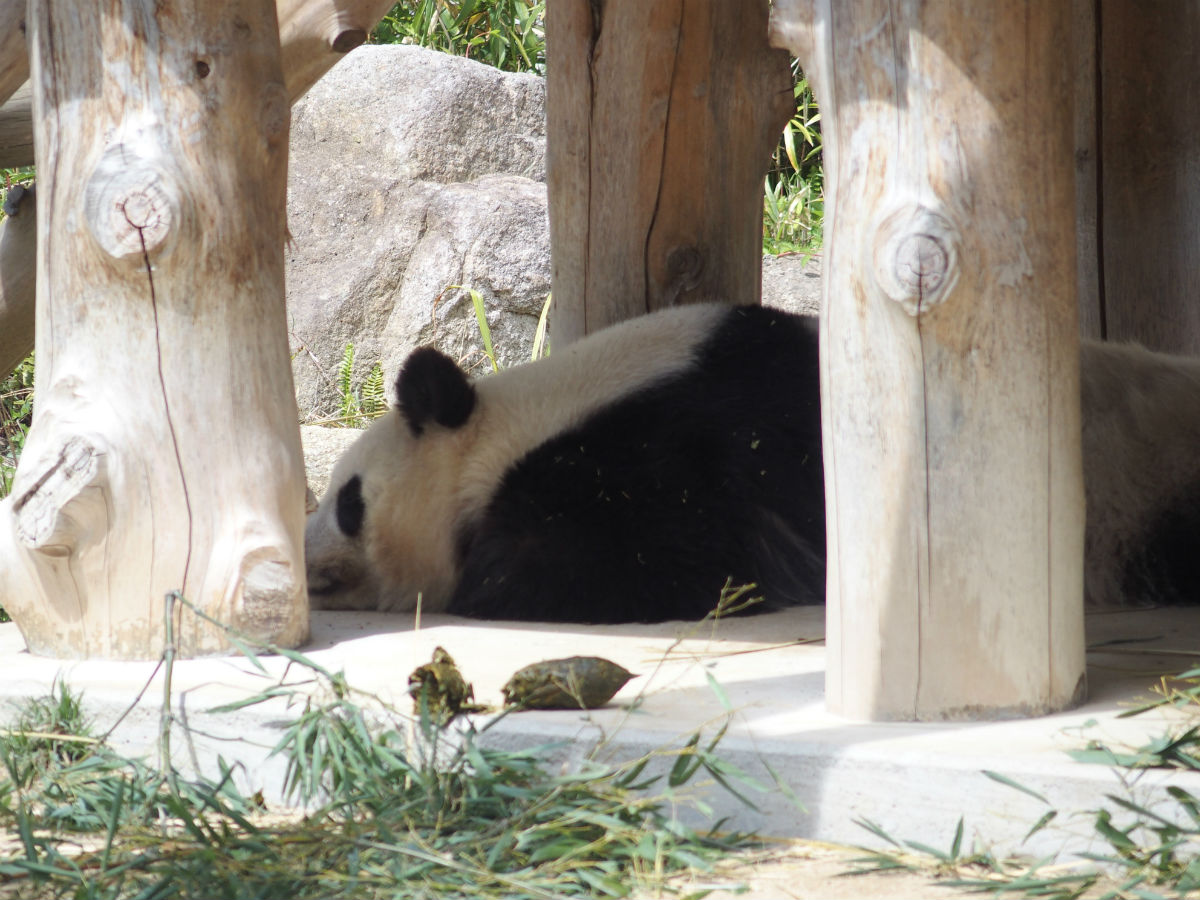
[114,181,171,255]
[85,145,181,261]
[121,188,166,232]
[872,204,959,316]
[894,233,948,296]
[238,550,299,635]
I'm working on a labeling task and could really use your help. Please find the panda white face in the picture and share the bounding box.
[304,409,471,613]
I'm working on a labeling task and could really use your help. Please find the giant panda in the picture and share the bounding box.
[305,304,824,622]
[304,303,1200,622]
[1078,339,1200,608]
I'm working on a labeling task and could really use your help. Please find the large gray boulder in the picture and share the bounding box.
[762,253,821,318]
[286,44,549,421]
[287,41,821,449]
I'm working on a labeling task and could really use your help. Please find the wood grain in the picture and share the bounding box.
[0,0,394,170]
[0,0,395,381]
[775,0,1086,720]
[0,0,308,658]
[546,0,793,342]
[1096,2,1200,352]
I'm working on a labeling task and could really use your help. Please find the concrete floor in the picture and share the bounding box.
[0,605,1197,864]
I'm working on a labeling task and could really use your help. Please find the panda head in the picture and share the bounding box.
[304,348,480,613]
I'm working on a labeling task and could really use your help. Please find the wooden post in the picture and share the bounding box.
[0,0,395,380]
[0,0,395,174]
[1091,3,1200,352]
[0,0,307,658]
[0,0,28,107]
[278,0,396,102]
[545,0,793,342]
[772,1,1086,719]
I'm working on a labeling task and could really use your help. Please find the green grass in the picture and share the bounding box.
[371,0,546,74]
[0,352,32,504]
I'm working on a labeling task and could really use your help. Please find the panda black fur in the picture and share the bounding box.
[305,303,1200,623]
[1079,340,1200,607]
[306,304,824,622]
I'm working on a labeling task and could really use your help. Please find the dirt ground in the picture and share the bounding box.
[657,838,1111,900]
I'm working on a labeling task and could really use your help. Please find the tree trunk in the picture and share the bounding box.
[772,0,1086,719]
[545,0,793,342]
[0,0,307,658]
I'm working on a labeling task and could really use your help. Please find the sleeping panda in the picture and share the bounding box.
[1078,339,1200,608]
[305,304,825,622]
[304,303,1200,622]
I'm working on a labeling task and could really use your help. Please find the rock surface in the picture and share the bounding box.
[285,44,549,421]
[763,252,822,318]
[300,425,362,500]
[290,43,822,488]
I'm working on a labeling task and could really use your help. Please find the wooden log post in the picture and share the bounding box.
[0,0,394,172]
[0,0,28,107]
[1091,3,1200,352]
[0,0,308,658]
[0,0,396,385]
[772,1,1086,719]
[545,0,793,342]
[0,82,33,174]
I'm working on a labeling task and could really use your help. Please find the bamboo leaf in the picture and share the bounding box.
[982,769,1051,805]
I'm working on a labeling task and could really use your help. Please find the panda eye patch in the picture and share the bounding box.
[335,475,366,538]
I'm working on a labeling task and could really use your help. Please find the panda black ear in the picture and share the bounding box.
[396,347,477,436]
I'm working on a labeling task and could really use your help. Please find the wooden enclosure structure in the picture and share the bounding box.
[0,0,1192,719]
[0,0,393,658]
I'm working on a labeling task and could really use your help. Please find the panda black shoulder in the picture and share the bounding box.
[696,304,820,388]
[447,303,826,623]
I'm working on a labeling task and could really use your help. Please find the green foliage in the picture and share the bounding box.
[847,676,1200,899]
[468,288,499,373]
[360,361,387,416]
[0,352,33,504]
[335,344,387,428]
[372,0,546,74]
[764,64,824,256]
[531,292,552,360]
[0,600,763,898]
[0,678,94,780]
[463,288,551,373]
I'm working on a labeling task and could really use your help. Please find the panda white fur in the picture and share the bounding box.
[305,304,825,622]
[305,303,1200,622]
